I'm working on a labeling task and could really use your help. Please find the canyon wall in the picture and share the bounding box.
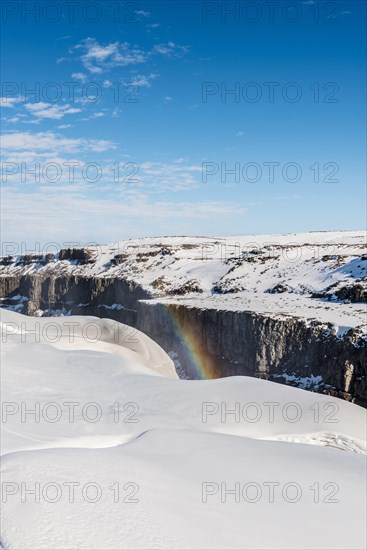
[137,301,366,406]
[1,271,366,406]
[0,274,150,326]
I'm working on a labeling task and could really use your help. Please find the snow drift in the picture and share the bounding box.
[0,310,366,549]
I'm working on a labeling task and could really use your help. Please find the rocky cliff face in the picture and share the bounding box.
[0,232,366,405]
[137,301,367,406]
[0,273,150,326]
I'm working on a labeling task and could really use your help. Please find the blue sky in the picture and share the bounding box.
[1,0,366,247]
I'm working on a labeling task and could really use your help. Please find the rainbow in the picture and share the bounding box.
[159,303,221,379]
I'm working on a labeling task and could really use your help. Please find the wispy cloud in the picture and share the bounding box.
[2,137,207,193]
[80,111,106,121]
[1,185,247,244]
[3,115,22,123]
[24,102,82,120]
[73,38,189,74]
[152,42,189,57]
[0,97,22,108]
[2,131,116,153]
[71,72,88,82]
[135,10,150,18]
[127,73,159,88]
[76,38,147,73]
[138,161,202,191]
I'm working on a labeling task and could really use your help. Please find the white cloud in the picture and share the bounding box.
[74,38,189,74]
[1,185,247,245]
[128,73,159,88]
[77,38,147,73]
[24,102,82,120]
[2,145,206,193]
[0,97,22,108]
[135,10,150,17]
[152,41,189,57]
[138,161,203,191]
[80,111,106,121]
[88,139,116,152]
[2,131,115,153]
[2,113,28,123]
[4,116,21,123]
[71,72,87,82]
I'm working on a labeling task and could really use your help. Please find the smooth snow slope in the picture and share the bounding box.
[1,310,366,549]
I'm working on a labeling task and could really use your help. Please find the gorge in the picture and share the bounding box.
[1,231,366,405]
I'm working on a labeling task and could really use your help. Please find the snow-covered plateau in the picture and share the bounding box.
[1,309,366,550]
[0,231,366,403]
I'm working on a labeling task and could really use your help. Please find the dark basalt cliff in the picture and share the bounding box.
[0,242,366,406]
[137,301,366,406]
[0,274,149,326]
